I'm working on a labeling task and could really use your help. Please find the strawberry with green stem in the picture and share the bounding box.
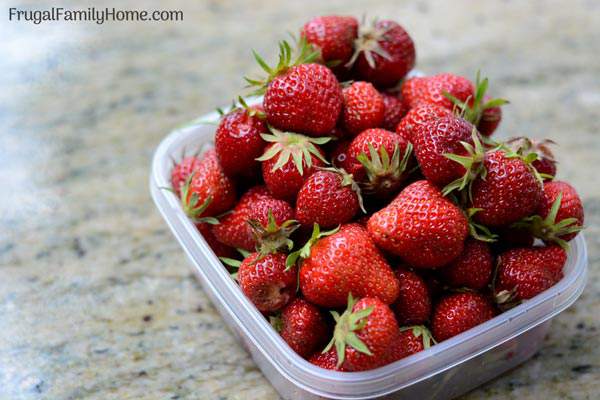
[507,137,557,181]
[347,128,413,199]
[246,38,343,136]
[443,71,508,136]
[391,326,436,360]
[212,186,295,251]
[513,181,584,249]
[257,128,331,201]
[348,19,416,88]
[301,15,358,70]
[174,149,236,221]
[324,294,400,371]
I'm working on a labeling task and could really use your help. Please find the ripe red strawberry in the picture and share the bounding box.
[381,93,409,131]
[174,149,236,219]
[441,239,493,290]
[470,150,542,227]
[346,128,413,198]
[431,292,495,342]
[297,224,400,307]
[412,115,476,187]
[368,180,469,268]
[443,73,508,137]
[237,252,297,313]
[349,20,416,88]
[395,103,452,143]
[272,298,329,358]
[214,104,267,177]
[537,181,584,241]
[495,246,567,303]
[390,326,435,361]
[196,222,236,258]
[325,295,400,371]
[212,186,295,251]
[258,129,330,201]
[296,169,363,228]
[171,155,201,196]
[309,347,345,371]
[392,268,431,325]
[247,40,342,136]
[342,81,384,135]
[508,137,557,181]
[301,15,358,66]
[515,181,584,248]
[402,73,474,110]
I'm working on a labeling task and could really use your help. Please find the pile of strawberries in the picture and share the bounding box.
[169,15,585,372]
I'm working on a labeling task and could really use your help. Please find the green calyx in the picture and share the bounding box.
[244,36,320,95]
[179,172,219,224]
[346,17,393,69]
[256,127,332,176]
[323,293,374,368]
[285,223,339,271]
[466,208,498,243]
[512,192,583,250]
[319,167,367,213]
[443,70,509,126]
[507,137,557,181]
[442,129,488,198]
[355,142,413,197]
[400,325,436,349]
[269,314,283,333]
[248,210,300,258]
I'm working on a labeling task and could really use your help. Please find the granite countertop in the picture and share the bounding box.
[1,0,599,399]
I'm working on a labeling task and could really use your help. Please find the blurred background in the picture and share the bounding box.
[0,0,599,398]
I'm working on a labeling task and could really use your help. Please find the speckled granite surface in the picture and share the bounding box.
[0,0,599,399]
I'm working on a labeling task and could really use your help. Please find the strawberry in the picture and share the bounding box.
[495,246,567,303]
[295,169,363,228]
[395,103,452,143]
[390,326,435,360]
[258,129,330,201]
[174,149,236,219]
[342,81,384,135]
[441,239,493,290]
[237,252,297,313]
[346,128,413,198]
[402,73,474,110]
[412,114,476,187]
[272,298,329,358]
[325,295,400,371]
[296,224,400,307]
[212,186,295,252]
[443,73,508,137]
[392,268,431,325]
[247,40,342,136]
[508,137,557,181]
[349,20,416,88]
[214,102,267,177]
[431,292,495,342]
[367,180,469,268]
[309,347,345,371]
[171,155,201,196]
[301,15,358,67]
[381,93,409,131]
[515,181,584,248]
[196,222,236,258]
[470,150,542,227]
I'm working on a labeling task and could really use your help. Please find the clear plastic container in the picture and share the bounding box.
[150,108,588,400]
